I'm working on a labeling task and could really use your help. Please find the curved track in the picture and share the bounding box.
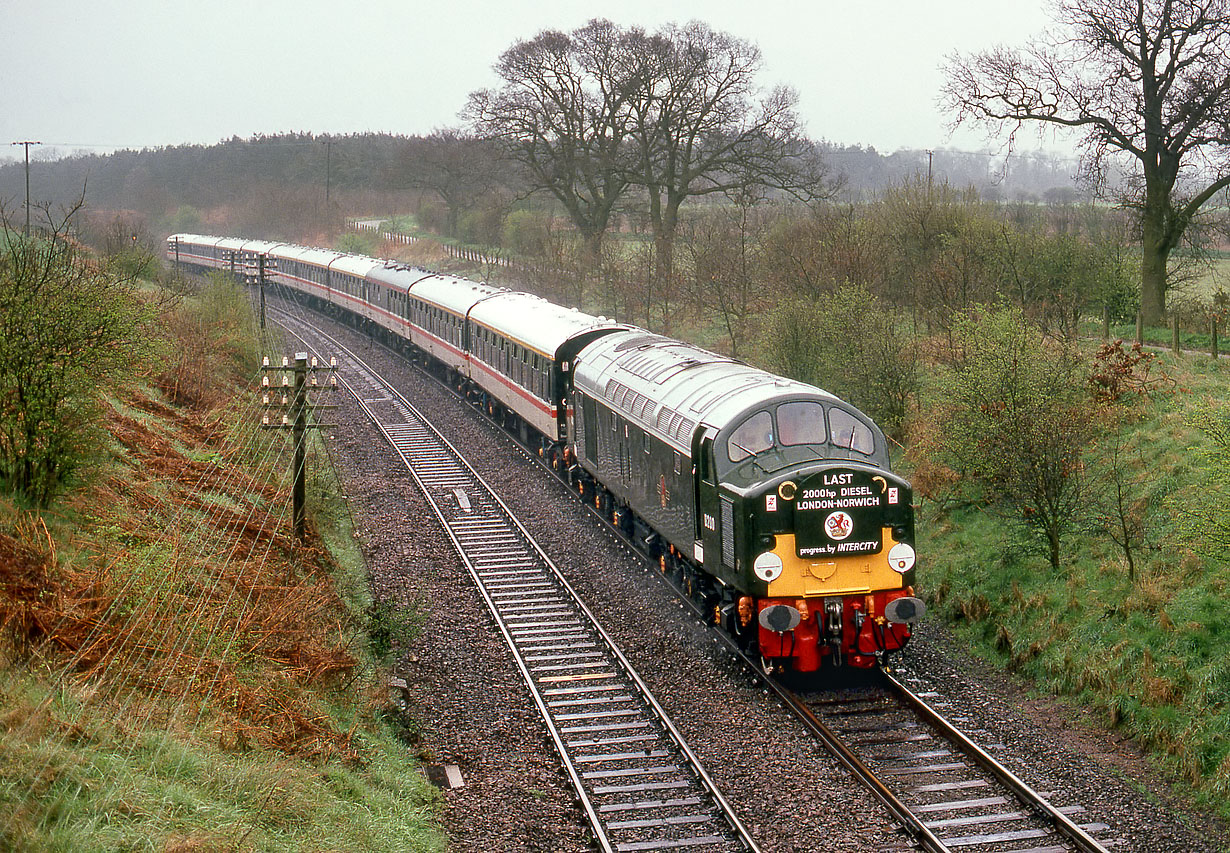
[266,296,1120,853]
[271,308,758,853]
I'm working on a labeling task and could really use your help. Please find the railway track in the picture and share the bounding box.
[759,668,1119,853]
[270,308,758,853]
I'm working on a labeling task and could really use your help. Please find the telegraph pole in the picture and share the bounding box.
[260,354,337,543]
[243,252,274,331]
[10,141,41,236]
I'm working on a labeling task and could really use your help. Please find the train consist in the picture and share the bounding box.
[168,233,924,671]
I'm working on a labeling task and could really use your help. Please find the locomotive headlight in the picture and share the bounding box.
[753,551,784,582]
[887,542,916,573]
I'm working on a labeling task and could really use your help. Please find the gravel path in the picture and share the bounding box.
[305,309,1227,853]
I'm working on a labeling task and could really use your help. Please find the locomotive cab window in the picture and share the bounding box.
[777,401,826,446]
[727,411,774,463]
[829,408,875,455]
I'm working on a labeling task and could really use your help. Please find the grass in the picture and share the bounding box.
[916,348,1230,817]
[0,683,438,851]
[0,280,445,851]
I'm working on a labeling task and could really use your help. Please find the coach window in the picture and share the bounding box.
[828,408,875,455]
[777,401,826,446]
[727,411,774,463]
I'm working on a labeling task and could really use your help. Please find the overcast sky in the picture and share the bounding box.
[2,0,1073,163]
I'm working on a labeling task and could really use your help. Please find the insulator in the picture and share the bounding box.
[311,356,318,368]
[281,394,288,405]
[262,356,270,367]
[262,375,270,387]
[282,375,290,386]
[282,415,289,426]
[330,375,337,386]
[311,375,318,386]
[330,357,336,367]
[282,356,289,367]
[262,414,269,426]
[262,393,269,405]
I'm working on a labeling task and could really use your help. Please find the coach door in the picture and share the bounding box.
[694,427,721,569]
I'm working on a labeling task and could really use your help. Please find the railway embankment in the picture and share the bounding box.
[914,347,1230,823]
[0,276,443,851]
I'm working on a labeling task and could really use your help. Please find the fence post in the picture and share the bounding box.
[1214,319,1220,360]
[1102,305,1110,341]
[1135,311,1143,345]
[1172,313,1181,354]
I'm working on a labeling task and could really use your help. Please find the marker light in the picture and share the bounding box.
[753,551,784,582]
[887,542,916,573]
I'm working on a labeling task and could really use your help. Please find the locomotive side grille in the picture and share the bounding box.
[673,415,695,444]
[606,380,630,407]
[720,496,735,568]
[656,407,675,432]
[632,393,653,420]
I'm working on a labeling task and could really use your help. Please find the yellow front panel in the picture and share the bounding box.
[766,532,908,597]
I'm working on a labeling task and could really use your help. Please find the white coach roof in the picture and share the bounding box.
[468,292,626,358]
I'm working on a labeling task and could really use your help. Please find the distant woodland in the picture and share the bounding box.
[0,132,1085,245]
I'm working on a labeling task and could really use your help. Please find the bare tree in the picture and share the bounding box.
[389,130,506,237]
[1091,415,1152,581]
[942,0,1230,326]
[622,21,828,286]
[465,19,638,262]
[683,184,771,355]
[467,18,831,281]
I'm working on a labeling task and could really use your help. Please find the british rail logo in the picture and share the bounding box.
[824,511,854,540]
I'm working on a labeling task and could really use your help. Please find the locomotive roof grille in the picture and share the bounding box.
[613,333,660,352]
[620,349,731,384]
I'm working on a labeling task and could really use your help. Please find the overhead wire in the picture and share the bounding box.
[8,265,311,806]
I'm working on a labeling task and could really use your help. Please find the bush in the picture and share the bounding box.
[0,212,156,506]
[157,273,259,409]
[1172,398,1230,554]
[763,283,917,439]
[501,209,552,257]
[920,304,1094,569]
[457,198,507,246]
[415,201,449,235]
[336,230,380,257]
